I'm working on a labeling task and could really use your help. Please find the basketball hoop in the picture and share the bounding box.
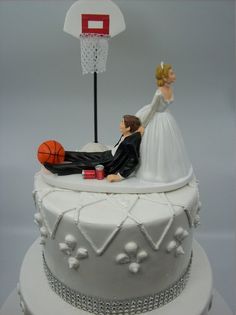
[64,0,126,141]
[64,2,125,75]
[80,33,109,74]
[79,14,110,74]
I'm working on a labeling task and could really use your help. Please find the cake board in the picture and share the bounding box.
[0,289,233,315]
[1,239,230,315]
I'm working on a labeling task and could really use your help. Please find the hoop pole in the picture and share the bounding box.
[94,72,98,143]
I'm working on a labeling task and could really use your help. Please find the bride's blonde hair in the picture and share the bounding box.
[155,63,172,87]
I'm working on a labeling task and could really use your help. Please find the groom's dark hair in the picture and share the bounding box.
[123,115,141,133]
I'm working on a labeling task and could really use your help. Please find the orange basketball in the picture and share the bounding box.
[37,140,65,164]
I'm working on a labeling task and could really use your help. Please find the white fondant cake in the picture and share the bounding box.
[30,170,201,310]
[15,1,214,314]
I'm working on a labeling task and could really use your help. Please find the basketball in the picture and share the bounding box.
[37,140,65,164]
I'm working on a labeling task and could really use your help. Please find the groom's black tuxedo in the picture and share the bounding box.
[44,132,142,178]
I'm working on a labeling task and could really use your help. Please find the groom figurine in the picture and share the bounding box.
[44,115,144,182]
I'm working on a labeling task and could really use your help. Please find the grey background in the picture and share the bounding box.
[0,0,235,312]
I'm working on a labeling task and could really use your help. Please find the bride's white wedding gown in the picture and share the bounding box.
[135,89,193,185]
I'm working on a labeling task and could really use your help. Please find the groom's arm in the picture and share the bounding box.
[107,173,124,182]
[118,147,139,178]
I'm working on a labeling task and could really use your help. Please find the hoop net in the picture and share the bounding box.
[80,34,110,74]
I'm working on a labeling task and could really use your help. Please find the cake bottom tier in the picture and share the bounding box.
[18,239,213,315]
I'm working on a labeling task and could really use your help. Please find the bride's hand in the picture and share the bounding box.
[137,125,145,136]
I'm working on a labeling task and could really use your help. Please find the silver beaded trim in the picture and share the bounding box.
[43,253,192,315]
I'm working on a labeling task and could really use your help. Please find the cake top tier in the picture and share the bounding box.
[34,171,199,228]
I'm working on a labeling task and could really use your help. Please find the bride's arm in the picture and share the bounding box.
[136,93,161,128]
[136,125,145,136]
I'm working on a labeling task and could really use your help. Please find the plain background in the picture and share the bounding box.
[0,0,235,313]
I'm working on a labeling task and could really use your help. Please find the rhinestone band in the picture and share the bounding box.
[43,253,192,315]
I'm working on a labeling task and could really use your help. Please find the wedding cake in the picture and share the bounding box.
[16,1,214,315]
[17,167,213,315]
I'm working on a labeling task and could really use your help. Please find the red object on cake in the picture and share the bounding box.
[82,170,96,179]
[95,165,105,180]
[37,140,65,164]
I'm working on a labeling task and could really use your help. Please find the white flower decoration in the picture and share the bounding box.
[17,283,26,313]
[194,214,201,228]
[34,212,48,245]
[116,242,148,274]
[194,201,201,228]
[166,227,189,257]
[59,234,88,271]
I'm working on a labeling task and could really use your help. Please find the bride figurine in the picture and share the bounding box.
[135,62,193,186]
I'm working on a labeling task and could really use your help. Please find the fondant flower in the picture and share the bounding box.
[68,256,80,270]
[65,234,77,250]
[75,247,88,259]
[59,242,71,256]
[59,234,88,271]
[166,227,189,257]
[194,214,201,227]
[17,283,26,313]
[34,212,48,245]
[116,242,148,274]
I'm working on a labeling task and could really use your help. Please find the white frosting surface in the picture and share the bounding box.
[33,171,201,300]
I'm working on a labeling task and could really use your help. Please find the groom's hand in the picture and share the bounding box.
[107,174,122,183]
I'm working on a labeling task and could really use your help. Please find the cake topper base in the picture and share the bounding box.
[41,167,194,194]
